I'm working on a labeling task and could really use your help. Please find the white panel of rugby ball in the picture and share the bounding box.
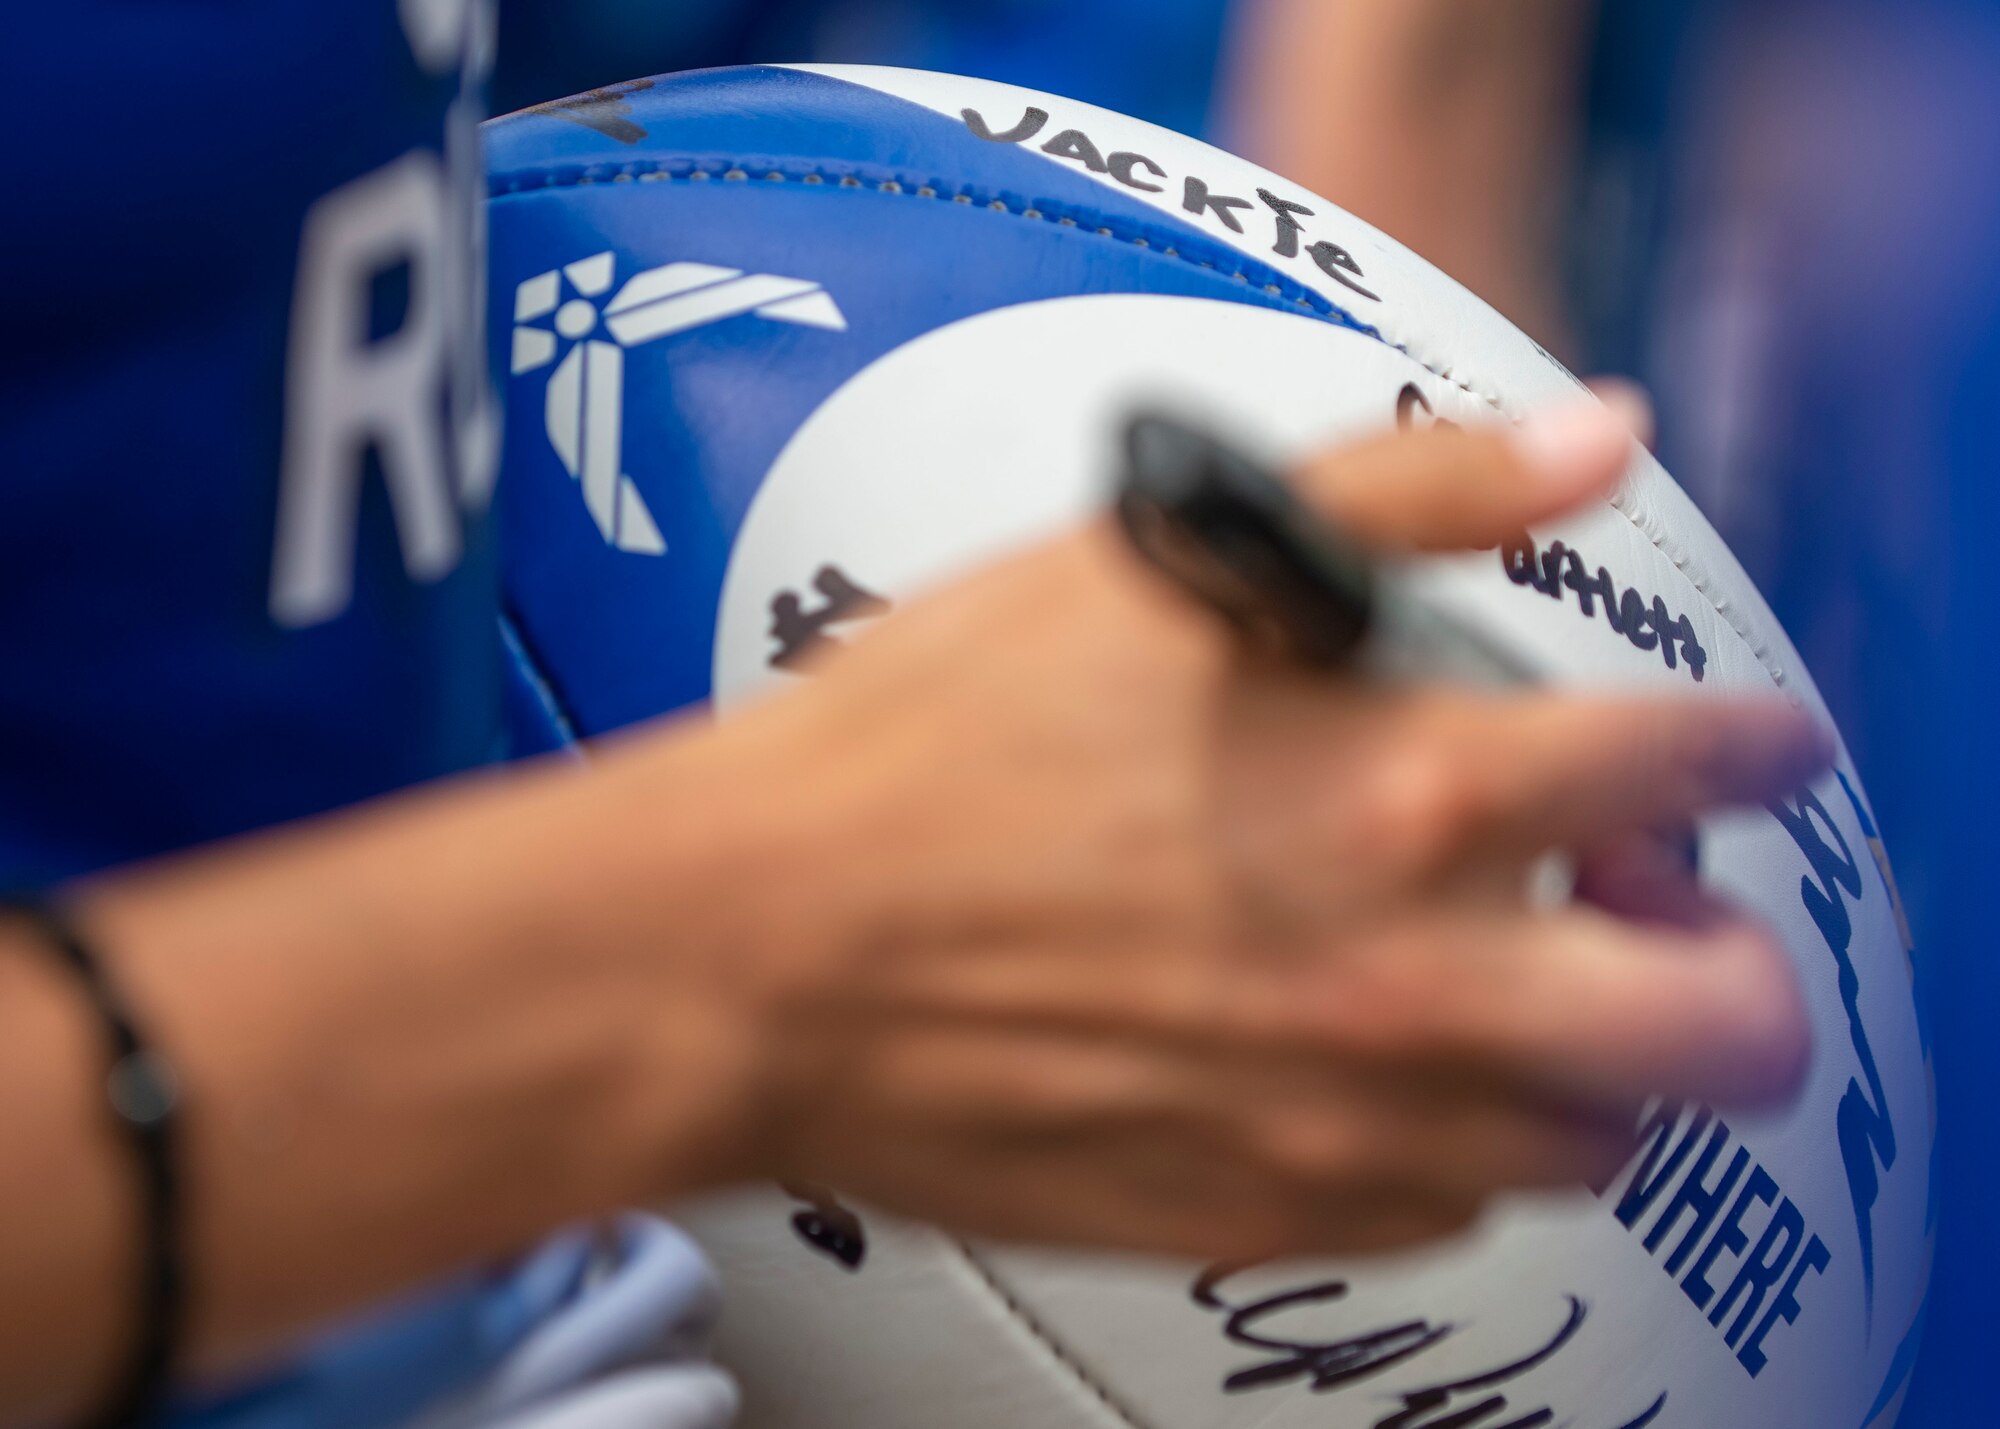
[509,66,1933,1429]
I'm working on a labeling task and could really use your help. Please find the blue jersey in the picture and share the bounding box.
[0,5,596,1425]
[0,1,502,888]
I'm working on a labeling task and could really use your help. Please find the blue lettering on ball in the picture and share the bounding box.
[1769,784,1894,1311]
[1602,1103,1830,1378]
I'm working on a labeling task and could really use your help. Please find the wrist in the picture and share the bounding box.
[571,701,861,1205]
[19,706,863,1377]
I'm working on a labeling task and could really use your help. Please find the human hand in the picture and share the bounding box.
[675,398,1826,1265]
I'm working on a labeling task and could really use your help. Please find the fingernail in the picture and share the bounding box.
[1762,703,1836,775]
[1512,399,1635,495]
[1585,378,1657,449]
[1794,719,1839,785]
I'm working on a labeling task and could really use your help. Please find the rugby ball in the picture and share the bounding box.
[484,65,1933,1429]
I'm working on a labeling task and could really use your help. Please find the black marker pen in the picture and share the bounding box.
[1115,411,1536,686]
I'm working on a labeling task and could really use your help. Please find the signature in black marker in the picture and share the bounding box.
[769,565,891,671]
[781,1181,868,1271]
[1193,1270,1667,1429]
[1500,531,1709,684]
[520,78,656,145]
[1193,1270,1450,1395]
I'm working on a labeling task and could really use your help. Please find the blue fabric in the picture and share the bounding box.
[431,1216,722,1420]
[0,4,501,886]
[163,1238,594,1429]
[485,65,1368,734]
[163,1216,717,1429]
[0,5,595,1424]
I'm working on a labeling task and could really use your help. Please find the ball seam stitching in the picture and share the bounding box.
[485,155,1802,1415]
[950,1240,1158,1429]
[488,157,1375,334]
[498,607,583,745]
[490,155,1789,698]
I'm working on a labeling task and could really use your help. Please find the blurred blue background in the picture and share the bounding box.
[1591,8,2000,1420]
[493,0,1234,144]
[492,1,1996,1421]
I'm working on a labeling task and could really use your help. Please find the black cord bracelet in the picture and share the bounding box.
[7,898,184,1429]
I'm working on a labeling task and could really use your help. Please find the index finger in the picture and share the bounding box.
[1296,392,1645,552]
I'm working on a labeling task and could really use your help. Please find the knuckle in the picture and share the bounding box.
[1256,1113,1368,1187]
[1640,708,1713,791]
[1365,743,1480,876]
[1318,942,1453,1059]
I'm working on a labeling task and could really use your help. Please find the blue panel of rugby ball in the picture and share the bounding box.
[485,64,1368,740]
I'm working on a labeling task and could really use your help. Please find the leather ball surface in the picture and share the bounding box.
[484,64,1933,1429]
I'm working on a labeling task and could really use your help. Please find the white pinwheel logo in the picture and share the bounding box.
[510,252,848,554]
